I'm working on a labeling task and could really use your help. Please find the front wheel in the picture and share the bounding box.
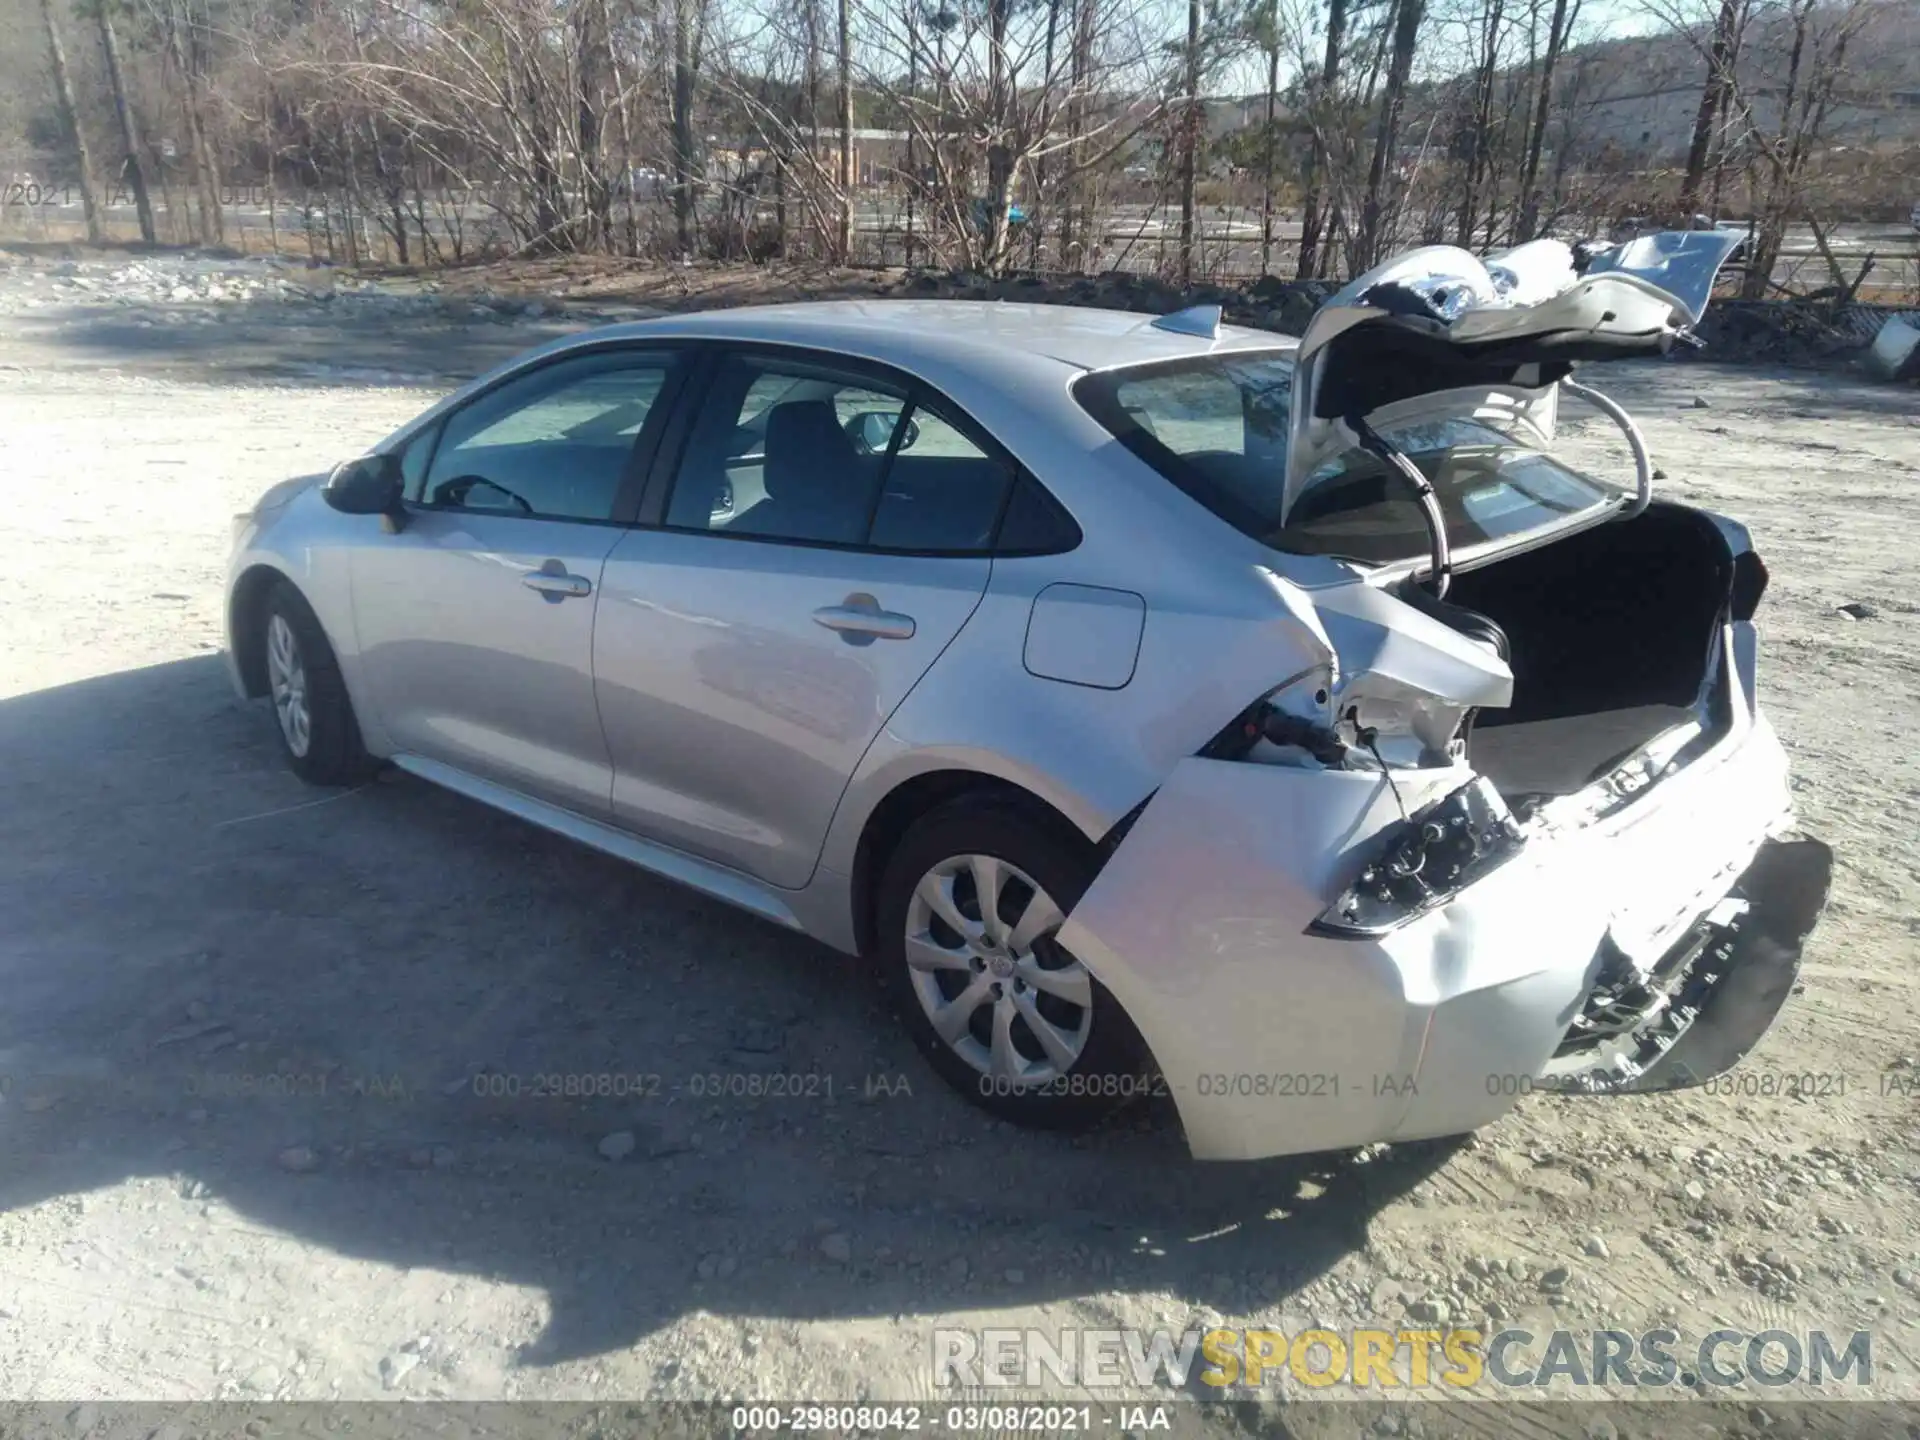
[873,796,1151,1131]
[260,580,376,787]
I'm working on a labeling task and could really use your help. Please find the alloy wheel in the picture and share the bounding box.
[265,612,312,758]
[903,852,1093,1084]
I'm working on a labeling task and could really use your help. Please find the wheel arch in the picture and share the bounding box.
[849,768,1099,961]
[228,562,295,699]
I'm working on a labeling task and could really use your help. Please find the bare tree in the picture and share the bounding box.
[1448,0,1511,246]
[1353,0,1424,270]
[1515,0,1579,239]
[837,0,853,259]
[1295,0,1352,278]
[574,0,613,252]
[760,0,1175,274]
[1725,0,1872,296]
[1253,0,1281,273]
[27,0,1883,292]
[1679,0,1745,217]
[1027,0,1063,269]
[157,0,224,244]
[95,0,157,244]
[1059,0,1094,267]
[39,0,104,243]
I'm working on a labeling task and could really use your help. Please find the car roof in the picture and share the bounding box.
[571,299,1293,377]
[375,300,1302,519]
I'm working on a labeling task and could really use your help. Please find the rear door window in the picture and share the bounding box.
[866,407,1016,553]
[660,350,1064,555]
[662,354,909,544]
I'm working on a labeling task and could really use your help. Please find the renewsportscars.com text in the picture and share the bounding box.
[933,1326,1874,1391]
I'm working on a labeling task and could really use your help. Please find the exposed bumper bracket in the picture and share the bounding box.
[1552,837,1833,1094]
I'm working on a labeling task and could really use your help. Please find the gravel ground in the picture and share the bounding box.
[1,250,1918,1418]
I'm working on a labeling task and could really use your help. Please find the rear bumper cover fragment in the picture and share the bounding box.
[1587,837,1833,1094]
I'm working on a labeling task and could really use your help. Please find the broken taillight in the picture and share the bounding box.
[1309,776,1527,937]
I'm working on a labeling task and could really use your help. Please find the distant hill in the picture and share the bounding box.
[1525,0,1918,161]
[1206,0,1918,163]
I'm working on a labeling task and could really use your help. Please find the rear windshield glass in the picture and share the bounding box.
[1285,421,1621,564]
[1073,355,1621,565]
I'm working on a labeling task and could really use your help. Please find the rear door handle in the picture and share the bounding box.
[523,560,592,600]
[813,593,916,642]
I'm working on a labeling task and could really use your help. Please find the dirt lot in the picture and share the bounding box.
[1,249,1918,1421]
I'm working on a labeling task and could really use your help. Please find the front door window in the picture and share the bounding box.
[417,353,676,522]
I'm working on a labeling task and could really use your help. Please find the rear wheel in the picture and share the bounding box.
[873,796,1150,1130]
[261,580,375,787]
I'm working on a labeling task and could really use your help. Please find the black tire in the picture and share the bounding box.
[873,794,1152,1131]
[260,579,376,787]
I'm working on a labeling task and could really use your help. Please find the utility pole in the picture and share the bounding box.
[905,5,918,265]
[1177,0,1201,285]
[836,0,852,261]
[1259,0,1278,273]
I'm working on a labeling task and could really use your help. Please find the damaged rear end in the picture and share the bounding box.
[1297,500,1834,1099]
[1058,231,1832,1161]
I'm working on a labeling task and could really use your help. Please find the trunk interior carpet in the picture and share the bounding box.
[1470,704,1695,800]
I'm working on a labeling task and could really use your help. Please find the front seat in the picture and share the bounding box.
[740,400,872,544]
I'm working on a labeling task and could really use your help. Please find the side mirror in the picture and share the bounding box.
[322,454,405,521]
[845,410,920,456]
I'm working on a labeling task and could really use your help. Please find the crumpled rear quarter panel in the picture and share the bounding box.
[1055,759,1611,1161]
[1058,708,1801,1161]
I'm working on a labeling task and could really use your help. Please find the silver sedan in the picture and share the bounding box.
[226,240,1830,1159]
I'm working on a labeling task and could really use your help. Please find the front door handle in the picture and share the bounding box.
[813,593,916,643]
[523,559,592,601]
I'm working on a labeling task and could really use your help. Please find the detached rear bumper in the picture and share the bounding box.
[1057,713,1829,1162]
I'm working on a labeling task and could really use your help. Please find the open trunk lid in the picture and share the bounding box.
[1282,230,1744,523]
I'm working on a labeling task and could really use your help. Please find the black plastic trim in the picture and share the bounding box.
[1730,550,1770,622]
